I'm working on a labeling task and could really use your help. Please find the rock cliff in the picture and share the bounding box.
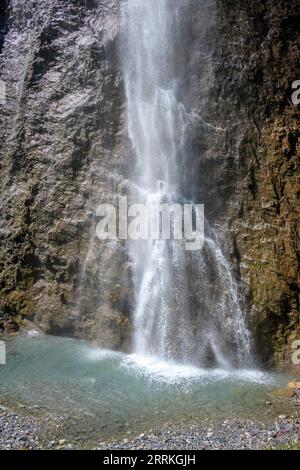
[0,0,132,350]
[210,0,300,368]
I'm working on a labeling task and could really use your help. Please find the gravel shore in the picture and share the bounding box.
[0,406,42,450]
[103,415,300,450]
[1,403,300,450]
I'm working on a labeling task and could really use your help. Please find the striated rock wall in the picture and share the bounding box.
[207,0,300,368]
[0,0,132,349]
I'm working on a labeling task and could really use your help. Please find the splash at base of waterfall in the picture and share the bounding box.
[122,353,269,385]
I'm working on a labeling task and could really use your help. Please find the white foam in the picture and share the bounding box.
[122,354,206,383]
[229,369,276,385]
[121,354,276,386]
[27,330,42,337]
[81,343,276,387]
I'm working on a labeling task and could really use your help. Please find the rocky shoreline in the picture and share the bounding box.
[0,405,44,450]
[1,400,300,451]
[103,415,300,451]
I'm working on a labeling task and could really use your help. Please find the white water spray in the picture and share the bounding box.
[122,0,253,368]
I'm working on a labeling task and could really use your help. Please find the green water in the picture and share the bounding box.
[0,335,289,442]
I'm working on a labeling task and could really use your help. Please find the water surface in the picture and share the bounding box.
[0,335,289,442]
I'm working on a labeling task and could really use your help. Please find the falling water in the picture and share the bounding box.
[122,0,253,368]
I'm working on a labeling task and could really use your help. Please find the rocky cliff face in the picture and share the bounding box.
[0,0,132,350]
[207,0,300,368]
[0,0,299,368]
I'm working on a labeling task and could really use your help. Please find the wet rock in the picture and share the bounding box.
[1,319,19,334]
[207,0,300,369]
[0,0,132,347]
[272,388,296,398]
[288,382,300,390]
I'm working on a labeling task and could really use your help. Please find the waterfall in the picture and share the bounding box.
[121,0,253,368]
